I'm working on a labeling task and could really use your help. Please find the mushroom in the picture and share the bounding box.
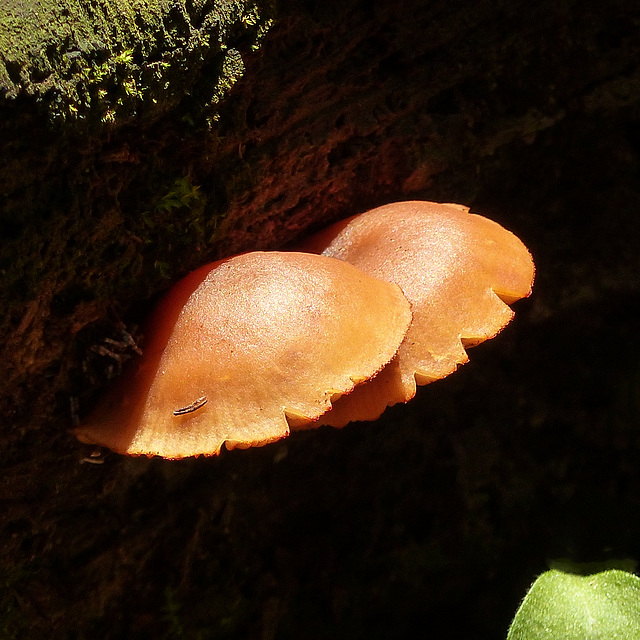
[297,200,535,427]
[74,251,412,458]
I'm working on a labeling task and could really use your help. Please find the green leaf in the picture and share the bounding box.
[507,569,640,640]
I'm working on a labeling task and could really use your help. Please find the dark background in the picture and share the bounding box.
[2,0,639,637]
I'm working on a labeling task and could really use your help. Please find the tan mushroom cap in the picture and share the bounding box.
[75,251,412,458]
[298,200,535,427]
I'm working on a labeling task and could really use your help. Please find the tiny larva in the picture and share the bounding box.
[173,395,208,416]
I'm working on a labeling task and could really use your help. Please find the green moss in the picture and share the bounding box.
[0,0,276,127]
[146,176,203,217]
[142,175,208,244]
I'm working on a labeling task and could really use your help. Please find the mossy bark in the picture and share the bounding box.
[2,0,640,638]
[1,0,270,123]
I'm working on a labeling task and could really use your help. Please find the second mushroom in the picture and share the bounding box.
[298,200,535,427]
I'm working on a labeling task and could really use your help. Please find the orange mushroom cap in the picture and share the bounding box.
[297,200,535,427]
[75,251,412,458]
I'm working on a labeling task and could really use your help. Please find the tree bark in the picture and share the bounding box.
[2,0,640,638]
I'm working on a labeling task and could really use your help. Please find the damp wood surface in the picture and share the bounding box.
[1,0,640,638]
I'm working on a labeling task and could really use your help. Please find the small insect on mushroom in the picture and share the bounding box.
[74,251,412,458]
[297,200,535,427]
[173,395,208,416]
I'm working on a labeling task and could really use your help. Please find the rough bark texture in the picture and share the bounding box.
[2,0,640,638]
